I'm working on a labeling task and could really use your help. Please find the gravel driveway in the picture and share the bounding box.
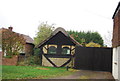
[51,70,114,80]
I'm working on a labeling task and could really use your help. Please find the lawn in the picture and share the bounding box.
[2,65,75,79]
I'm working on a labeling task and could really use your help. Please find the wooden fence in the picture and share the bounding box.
[74,46,112,72]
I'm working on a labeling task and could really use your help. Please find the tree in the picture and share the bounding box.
[68,30,104,46]
[34,22,55,46]
[86,42,101,47]
[1,28,26,56]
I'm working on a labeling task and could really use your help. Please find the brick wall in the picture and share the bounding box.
[2,55,18,65]
[112,9,120,47]
[25,43,34,56]
[1,44,34,65]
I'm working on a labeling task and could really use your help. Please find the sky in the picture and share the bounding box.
[0,0,120,47]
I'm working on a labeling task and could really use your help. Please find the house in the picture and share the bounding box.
[112,1,120,80]
[0,27,34,65]
[38,27,81,67]
[22,34,34,56]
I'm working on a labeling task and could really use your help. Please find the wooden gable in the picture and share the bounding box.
[38,27,81,48]
[45,31,76,45]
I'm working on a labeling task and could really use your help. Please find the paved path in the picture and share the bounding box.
[51,70,114,79]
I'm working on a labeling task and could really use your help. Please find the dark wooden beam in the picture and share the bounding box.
[44,54,72,58]
[43,46,48,50]
[60,58,72,67]
[43,54,73,67]
[43,54,57,67]
[71,47,75,51]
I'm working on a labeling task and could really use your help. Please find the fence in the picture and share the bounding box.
[74,46,112,72]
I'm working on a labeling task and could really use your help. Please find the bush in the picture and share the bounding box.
[18,48,42,66]
[34,48,42,65]
[4,55,12,58]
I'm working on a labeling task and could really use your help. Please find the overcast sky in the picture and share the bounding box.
[0,0,120,46]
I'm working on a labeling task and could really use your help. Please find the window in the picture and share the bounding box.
[62,47,70,54]
[48,46,56,54]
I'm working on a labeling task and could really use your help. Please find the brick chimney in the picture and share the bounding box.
[8,26,13,31]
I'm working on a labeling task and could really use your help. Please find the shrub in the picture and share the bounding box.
[34,48,42,65]
[18,48,42,66]
[4,55,12,58]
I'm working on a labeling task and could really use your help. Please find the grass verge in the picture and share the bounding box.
[2,65,75,79]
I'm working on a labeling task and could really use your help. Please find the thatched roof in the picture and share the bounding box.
[52,27,68,36]
[38,27,82,48]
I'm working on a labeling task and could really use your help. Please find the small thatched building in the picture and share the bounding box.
[38,27,81,67]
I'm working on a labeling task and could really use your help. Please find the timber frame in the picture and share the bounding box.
[38,27,81,67]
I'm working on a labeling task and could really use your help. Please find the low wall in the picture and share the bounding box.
[2,55,18,65]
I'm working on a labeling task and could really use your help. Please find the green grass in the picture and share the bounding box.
[2,65,75,79]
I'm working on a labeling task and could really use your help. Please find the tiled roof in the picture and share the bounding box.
[22,34,34,44]
[0,27,34,44]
